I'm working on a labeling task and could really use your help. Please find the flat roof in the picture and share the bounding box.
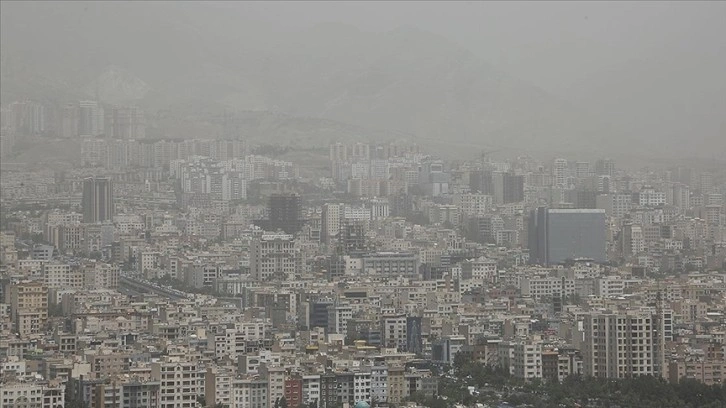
[548,209,606,214]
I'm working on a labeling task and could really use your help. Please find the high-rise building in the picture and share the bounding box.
[595,158,615,177]
[60,103,80,138]
[151,357,205,408]
[250,233,297,281]
[381,314,408,350]
[621,223,645,257]
[341,221,367,254]
[82,177,114,223]
[369,198,390,220]
[596,193,632,218]
[575,161,591,179]
[469,169,494,194]
[582,310,670,379]
[78,100,104,137]
[553,158,569,188]
[9,281,48,336]
[327,303,353,335]
[493,172,524,204]
[105,105,146,139]
[572,190,598,209]
[329,142,348,163]
[308,298,335,331]
[406,316,423,355]
[528,207,607,265]
[256,193,305,234]
[512,340,543,380]
[321,203,342,244]
[0,126,15,158]
[350,142,370,161]
[9,100,46,135]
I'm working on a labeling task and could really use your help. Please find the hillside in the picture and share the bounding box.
[1,2,627,156]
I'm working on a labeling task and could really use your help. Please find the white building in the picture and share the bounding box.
[553,158,569,188]
[302,374,321,406]
[520,277,575,300]
[137,250,161,278]
[594,276,625,297]
[512,340,543,380]
[637,187,667,207]
[327,303,353,335]
[461,256,498,283]
[381,314,408,351]
[250,233,297,281]
[583,312,656,378]
[369,198,390,220]
[232,378,268,408]
[353,370,372,403]
[321,203,342,243]
[454,193,492,217]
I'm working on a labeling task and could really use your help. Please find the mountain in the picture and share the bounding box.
[83,66,151,104]
[1,2,625,156]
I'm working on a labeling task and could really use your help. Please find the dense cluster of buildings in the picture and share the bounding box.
[0,99,146,159]
[1,138,725,407]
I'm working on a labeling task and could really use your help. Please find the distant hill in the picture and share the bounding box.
[83,66,151,104]
[0,2,627,156]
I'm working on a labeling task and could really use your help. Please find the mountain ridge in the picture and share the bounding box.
[1,2,635,156]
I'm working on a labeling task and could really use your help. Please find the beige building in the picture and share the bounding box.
[9,281,48,336]
[250,233,297,281]
[87,350,131,380]
[150,356,204,408]
[0,379,64,408]
[668,359,726,385]
[387,365,406,405]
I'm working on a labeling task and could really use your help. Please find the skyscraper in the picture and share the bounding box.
[105,105,146,139]
[595,158,615,177]
[553,158,569,188]
[9,100,46,135]
[493,171,524,204]
[469,169,494,195]
[321,203,342,244]
[583,312,653,378]
[255,193,305,234]
[582,310,670,379]
[78,100,104,137]
[60,103,79,138]
[270,193,303,234]
[82,177,114,223]
[528,207,607,265]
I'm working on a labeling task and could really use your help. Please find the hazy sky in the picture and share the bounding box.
[219,1,726,98]
[2,1,725,156]
[201,1,726,154]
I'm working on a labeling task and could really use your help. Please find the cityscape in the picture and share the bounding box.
[1,2,726,408]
